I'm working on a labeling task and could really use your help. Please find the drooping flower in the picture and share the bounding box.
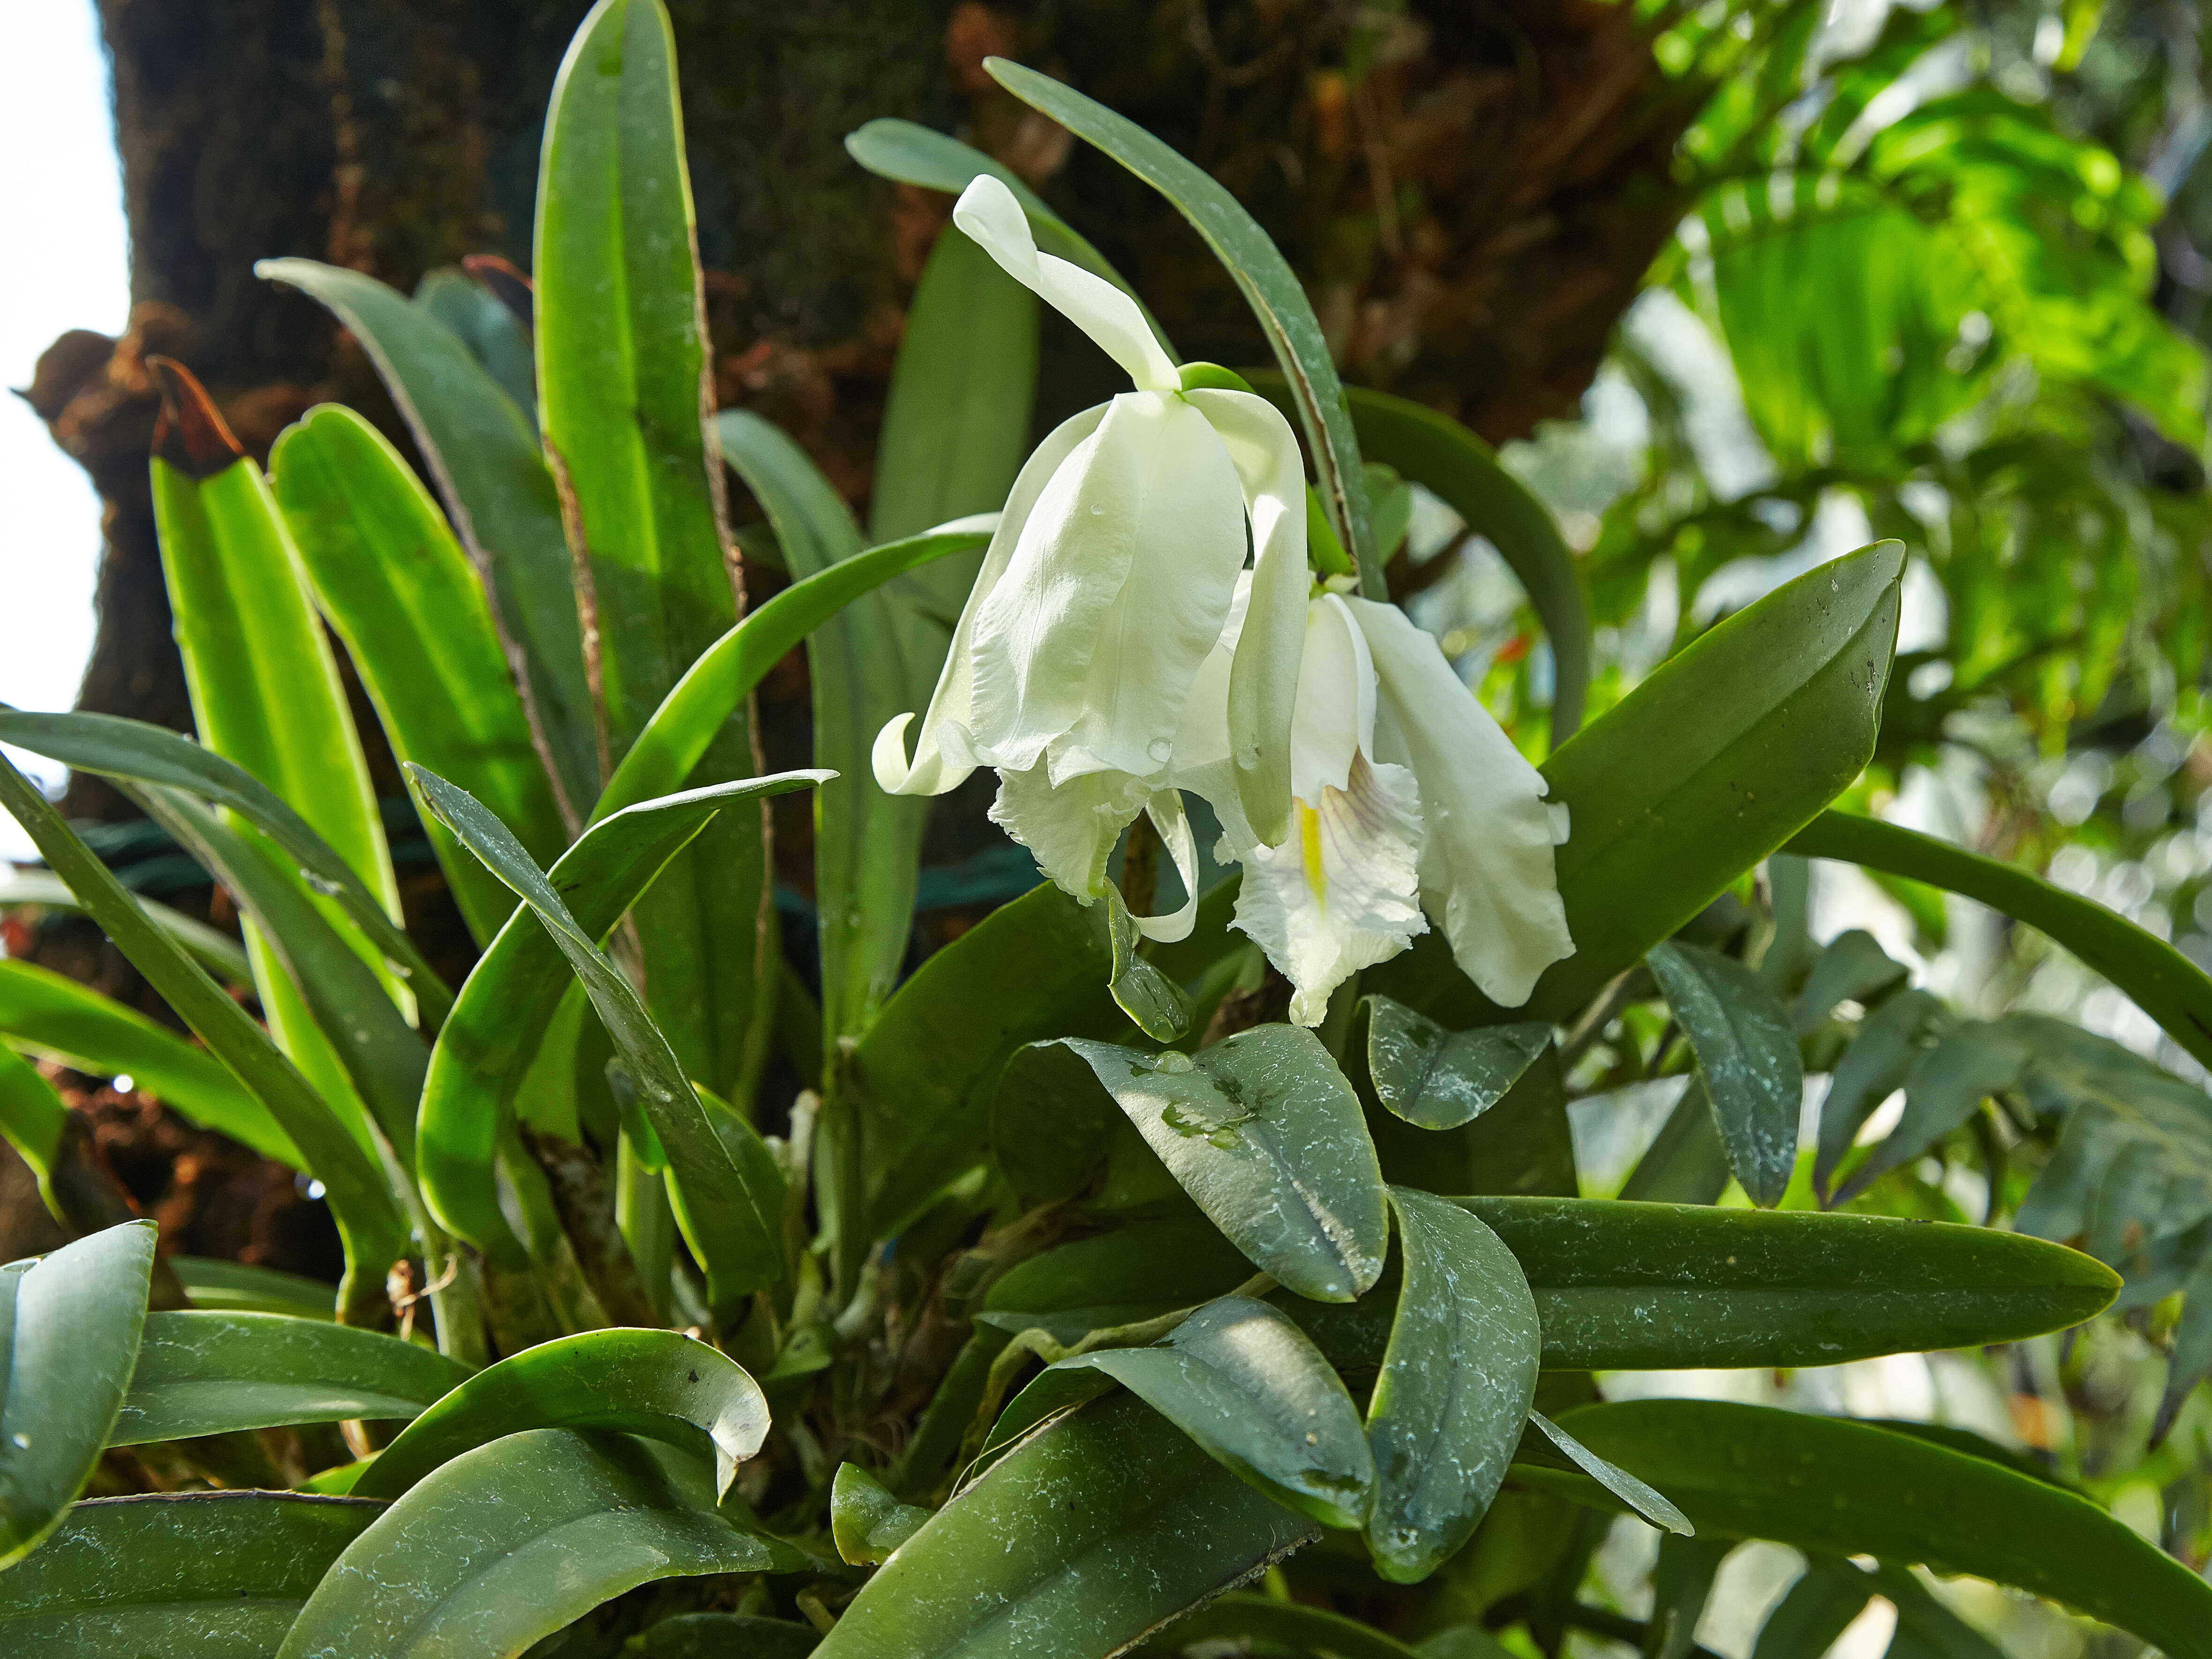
[1187,592,1574,1026]
[873,174,1309,940]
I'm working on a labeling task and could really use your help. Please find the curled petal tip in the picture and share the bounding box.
[872,713,918,793]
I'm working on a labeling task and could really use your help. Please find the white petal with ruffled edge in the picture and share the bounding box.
[874,407,1107,797]
[1233,753,1428,1026]
[1348,597,1572,1008]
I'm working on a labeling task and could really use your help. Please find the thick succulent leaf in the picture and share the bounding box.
[0,1491,381,1658]
[0,754,406,1313]
[1462,1197,2115,1369]
[1529,1400,2212,1653]
[0,1222,155,1565]
[0,958,294,1166]
[1788,809,2212,1072]
[1646,941,1802,1207]
[270,404,565,940]
[1364,1189,1541,1583]
[354,1327,768,1501]
[418,771,821,1266]
[830,1462,934,1566]
[109,1311,469,1446]
[1834,1020,2026,1205]
[413,766,812,1305]
[253,258,597,815]
[987,59,1377,586]
[1059,1295,1374,1529]
[1371,541,1903,1026]
[169,1257,336,1320]
[1816,988,1949,1198]
[813,1391,1317,1659]
[1365,996,1552,1132]
[852,883,1123,1237]
[276,1429,798,1659]
[631,1614,822,1657]
[0,708,447,1026]
[1045,1027,1389,1302]
[0,868,250,984]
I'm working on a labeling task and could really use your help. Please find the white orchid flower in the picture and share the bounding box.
[1191,592,1574,1026]
[873,173,1309,941]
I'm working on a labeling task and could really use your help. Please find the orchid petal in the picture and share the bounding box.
[1232,753,1428,1026]
[1348,598,1573,1008]
[1185,389,1307,848]
[1287,595,1375,802]
[873,405,1105,796]
[968,392,1245,780]
[988,762,1144,906]
[953,175,1179,392]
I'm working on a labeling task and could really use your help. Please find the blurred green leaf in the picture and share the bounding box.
[0,870,250,985]
[168,1257,336,1320]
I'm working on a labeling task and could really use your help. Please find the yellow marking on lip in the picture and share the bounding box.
[1299,800,1326,909]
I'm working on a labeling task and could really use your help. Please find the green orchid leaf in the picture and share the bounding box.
[1816,987,1950,1199]
[276,1428,802,1659]
[1524,1411,1693,1536]
[1790,928,1908,1032]
[0,753,406,1314]
[986,59,1377,589]
[1787,809,2212,1073]
[0,1491,382,1657]
[1365,1189,1541,1583]
[0,1046,65,1216]
[830,1462,934,1565]
[169,1257,336,1320]
[354,1327,768,1501]
[270,403,566,941]
[981,1215,1257,1343]
[1059,1295,1373,1530]
[1363,996,1551,1132]
[814,1391,1317,1659]
[1527,1401,2212,1655]
[412,764,813,1308]
[109,1311,471,1445]
[1749,1558,1877,1659]
[1645,941,1802,1207]
[1135,1592,1428,1659]
[1833,1019,2026,1206]
[0,869,250,985]
[0,1222,156,1566]
[632,1614,822,1657]
[1372,541,1904,1028]
[253,257,597,816]
[1106,886,1194,1044]
[412,266,534,418]
[418,771,821,1268]
[1041,1026,1389,1302]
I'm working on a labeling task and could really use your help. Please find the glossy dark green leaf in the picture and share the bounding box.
[535,0,771,1116]
[270,403,565,939]
[815,1391,1317,1659]
[0,753,406,1312]
[1791,928,1907,1032]
[1617,1079,1731,1207]
[0,958,291,1165]
[0,708,447,1027]
[0,1491,381,1658]
[1373,542,1904,1027]
[986,59,1377,586]
[109,1311,468,1446]
[1324,382,1591,738]
[1750,1558,1876,1659]
[1461,1197,2116,1370]
[1365,1189,1541,1582]
[1059,1295,1372,1529]
[254,258,597,815]
[1135,1592,1426,1659]
[1835,1020,2025,1205]
[418,772,822,1267]
[355,1327,768,1501]
[1816,987,1949,1199]
[277,1428,798,1659]
[169,1257,336,1320]
[980,1216,1256,1345]
[0,1221,156,1565]
[852,883,1123,1236]
[0,1046,64,1214]
[1646,941,1801,1207]
[1529,1401,2212,1655]
[629,1614,822,1657]
[0,868,250,984]
[830,1462,933,1565]
[1643,1533,1731,1659]
[1788,809,2212,1072]
[1364,996,1550,1132]
[413,766,812,1307]
[1043,1027,1388,1302]
[1525,1411,1692,1536]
